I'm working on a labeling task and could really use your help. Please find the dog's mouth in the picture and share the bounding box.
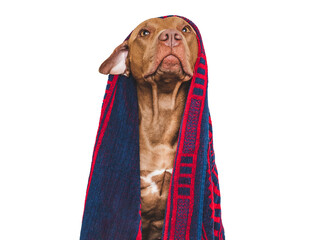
[144,54,193,81]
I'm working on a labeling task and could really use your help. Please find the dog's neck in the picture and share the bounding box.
[136,79,189,146]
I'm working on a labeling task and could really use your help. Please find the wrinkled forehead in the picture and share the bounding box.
[128,17,196,43]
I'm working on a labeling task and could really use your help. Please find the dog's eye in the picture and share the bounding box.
[140,29,150,37]
[182,26,191,33]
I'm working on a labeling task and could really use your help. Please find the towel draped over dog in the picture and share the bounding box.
[80,15,225,240]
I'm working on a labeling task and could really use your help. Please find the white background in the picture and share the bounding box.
[1,0,319,239]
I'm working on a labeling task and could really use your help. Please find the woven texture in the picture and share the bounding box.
[80,15,225,240]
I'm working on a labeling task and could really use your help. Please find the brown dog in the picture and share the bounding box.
[99,17,198,240]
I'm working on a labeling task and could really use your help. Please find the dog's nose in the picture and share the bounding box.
[158,29,182,47]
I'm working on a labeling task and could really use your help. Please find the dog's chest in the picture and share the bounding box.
[139,142,177,236]
[140,168,172,237]
[139,144,176,215]
[140,168,173,210]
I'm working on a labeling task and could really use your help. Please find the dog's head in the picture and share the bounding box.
[99,17,199,85]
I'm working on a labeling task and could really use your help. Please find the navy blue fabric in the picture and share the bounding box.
[80,75,141,239]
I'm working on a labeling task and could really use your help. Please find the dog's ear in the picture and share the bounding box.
[99,41,129,76]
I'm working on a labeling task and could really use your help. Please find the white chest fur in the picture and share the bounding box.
[140,168,173,195]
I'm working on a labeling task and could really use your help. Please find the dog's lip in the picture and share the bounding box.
[161,54,180,64]
[143,54,193,79]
